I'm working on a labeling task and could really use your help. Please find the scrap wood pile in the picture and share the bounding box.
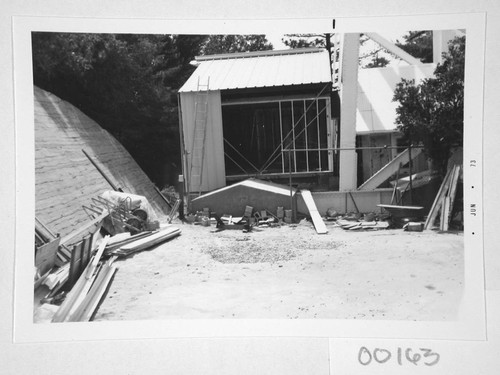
[34,191,181,323]
[186,205,292,232]
[424,164,463,231]
[103,226,181,257]
[326,210,391,231]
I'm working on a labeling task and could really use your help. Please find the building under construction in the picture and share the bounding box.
[177,31,463,214]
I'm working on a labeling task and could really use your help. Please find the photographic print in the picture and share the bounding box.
[13,14,485,341]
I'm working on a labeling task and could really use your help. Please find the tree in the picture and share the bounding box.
[358,34,393,68]
[200,35,273,55]
[282,34,327,49]
[364,55,391,68]
[393,36,465,175]
[282,33,337,80]
[32,32,205,187]
[395,31,433,63]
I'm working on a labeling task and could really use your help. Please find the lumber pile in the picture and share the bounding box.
[52,236,115,322]
[335,212,390,231]
[337,220,390,231]
[106,226,181,257]
[49,226,181,322]
[35,190,182,322]
[40,225,181,322]
[424,164,462,231]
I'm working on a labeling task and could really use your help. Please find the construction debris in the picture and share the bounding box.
[83,191,158,236]
[108,226,181,257]
[403,222,424,232]
[52,236,111,322]
[377,204,425,228]
[424,164,462,231]
[35,189,182,323]
[336,215,390,231]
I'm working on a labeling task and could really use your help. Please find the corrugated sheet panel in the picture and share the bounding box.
[179,49,331,92]
[180,90,226,193]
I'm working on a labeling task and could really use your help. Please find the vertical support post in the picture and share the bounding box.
[291,101,297,172]
[408,141,413,205]
[304,100,309,172]
[316,99,321,171]
[279,101,285,174]
[178,93,190,212]
[288,148,293,222]
[339,33,360,191]
[433,30,457,64]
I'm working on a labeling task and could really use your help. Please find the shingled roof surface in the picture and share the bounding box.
[35,87,170,238]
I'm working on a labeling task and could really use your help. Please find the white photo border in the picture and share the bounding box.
[13,13,486,343]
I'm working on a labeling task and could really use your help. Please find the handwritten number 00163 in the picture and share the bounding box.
[358,347,440,366]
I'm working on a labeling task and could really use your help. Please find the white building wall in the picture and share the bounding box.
[356,63,437,134]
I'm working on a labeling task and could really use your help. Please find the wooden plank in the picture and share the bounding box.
[86,235,110,279]
[154,186,173,208]
[60,210,108,246]
[68,241,84,287]
[82,148,121,191]
[43,263,70,290]
[52,256,97,322]
[377,204,424,210]
[35,237,60,277]
[348,192,360,213]
[104,231,153,253]
[51,236,110,323]
[116,227,181,256]
[35,217,58,242]
[390,163,402,205]
[446,165,461,227]
[441,197,451,231]
[300,190,328,234]
[69,260,117,322]
[424,167,454,229]
[80,235,91,271]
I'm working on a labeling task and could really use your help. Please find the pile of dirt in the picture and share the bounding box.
[203,226,342,264]
[204,239,298,264]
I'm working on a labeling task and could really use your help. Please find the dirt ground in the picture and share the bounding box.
[93,219,463,321]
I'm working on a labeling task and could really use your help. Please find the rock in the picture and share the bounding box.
[326,208,338,218]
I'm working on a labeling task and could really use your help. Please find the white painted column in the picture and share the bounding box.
[339,33,360,191]
[433,30,458,64]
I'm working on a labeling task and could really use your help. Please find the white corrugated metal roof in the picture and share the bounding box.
[179,48,332,93]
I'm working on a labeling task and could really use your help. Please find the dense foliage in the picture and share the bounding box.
[32,33,272,187]
[201,35,272,55]
[393,36,465,175]
[396,31,433,63]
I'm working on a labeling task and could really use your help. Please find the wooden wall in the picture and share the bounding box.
[35,87,170,238]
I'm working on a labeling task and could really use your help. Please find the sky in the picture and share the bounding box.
[266,32,410,68]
